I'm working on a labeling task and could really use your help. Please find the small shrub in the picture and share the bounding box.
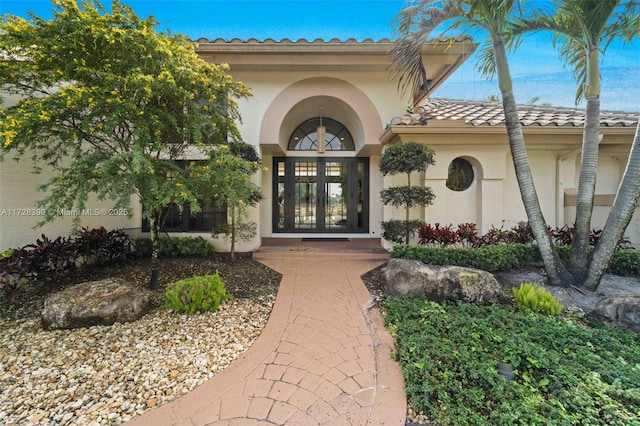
[456,222,480,247]
[549,224,574,246]
[13,234,78,286]
[506,222,535,244]
[164,273,231,314]
[1,228,133,300]
[479,225,510,246]
[75,227,134,266]
[608,249,640,276]
[418,223,459,247]
[513,282,563,316]
[135,236,214,258]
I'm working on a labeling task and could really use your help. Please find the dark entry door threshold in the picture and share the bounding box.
[301,237,350,242]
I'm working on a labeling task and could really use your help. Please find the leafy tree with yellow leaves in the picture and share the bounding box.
[0,0,253,287]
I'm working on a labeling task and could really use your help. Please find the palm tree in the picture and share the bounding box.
[391,0,574,286]
[513,0,639,289]
[585,125,640,289]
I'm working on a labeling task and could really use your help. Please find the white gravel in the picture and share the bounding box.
[0,295,275,426]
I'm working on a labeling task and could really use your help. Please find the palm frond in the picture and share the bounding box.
[390,2,464,96]
[599,1,640,50]
[558,37,588,103]
[475,39,497,78]
[508,0,639,103]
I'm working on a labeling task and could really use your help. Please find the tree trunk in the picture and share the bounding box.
[583,123,640,290]
[405,172,412,245]
[569,47,601,278]
[148,213,160,289]
[230,206,236,261]
[492,33,574,286]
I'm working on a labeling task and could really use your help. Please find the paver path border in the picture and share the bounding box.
[127,250,405,425]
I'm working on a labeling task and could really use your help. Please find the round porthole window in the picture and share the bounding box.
[446,157,474,191]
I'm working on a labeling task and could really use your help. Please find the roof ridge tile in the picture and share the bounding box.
[390,98,639,128]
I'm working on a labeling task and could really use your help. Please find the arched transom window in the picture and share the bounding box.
[288,117,355,151]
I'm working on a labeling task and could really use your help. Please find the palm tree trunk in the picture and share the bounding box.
[492,33,574,286]
[583,123,640,290]
[569,47,601,278]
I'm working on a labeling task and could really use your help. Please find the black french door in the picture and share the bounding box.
[273,157,369,233]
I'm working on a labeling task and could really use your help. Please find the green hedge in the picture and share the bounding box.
[391,244,639,276]
[391,244,540,271]
[134,236,214,258]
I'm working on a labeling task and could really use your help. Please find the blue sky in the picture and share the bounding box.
[2,0,638,111]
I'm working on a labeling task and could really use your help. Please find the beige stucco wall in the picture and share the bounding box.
[0,153,136,250]
[229,67,405,241]
[383,123,640,247]
[0,151,250,251]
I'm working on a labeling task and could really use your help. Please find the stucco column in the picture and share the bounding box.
[556,148,580,228]
[422,176,448,224]
[479,178,503,232]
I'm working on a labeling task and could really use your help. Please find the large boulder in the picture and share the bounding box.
[41,278,154,330]
[384,258,502,305]
[589,294,640,333]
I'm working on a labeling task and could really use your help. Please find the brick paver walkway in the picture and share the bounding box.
[126,245,405,425]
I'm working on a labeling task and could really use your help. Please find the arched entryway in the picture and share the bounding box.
[259,77,383,237]
[273,116,369,233]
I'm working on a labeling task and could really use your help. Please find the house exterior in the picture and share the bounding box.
[382,99,640,246]
[1,38,638,251]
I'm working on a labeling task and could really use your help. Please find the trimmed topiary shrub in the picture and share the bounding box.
[379,142,436,245]
[513,282,563,316]
[164,273,231,314]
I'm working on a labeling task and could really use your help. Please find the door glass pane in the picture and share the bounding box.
[276,161,286,229]
[325,162,347,229]
[294,162,317,229]
[357,162,365,228]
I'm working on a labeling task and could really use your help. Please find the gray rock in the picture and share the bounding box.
[384,258,502,305]
[41,278,154,330]
[589,294,640,333]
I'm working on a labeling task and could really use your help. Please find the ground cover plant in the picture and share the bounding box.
[385,297,640,425]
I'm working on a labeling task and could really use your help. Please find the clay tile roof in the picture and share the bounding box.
[194,37,395,44]
[392,98,639,127]
[193,35,473,44]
